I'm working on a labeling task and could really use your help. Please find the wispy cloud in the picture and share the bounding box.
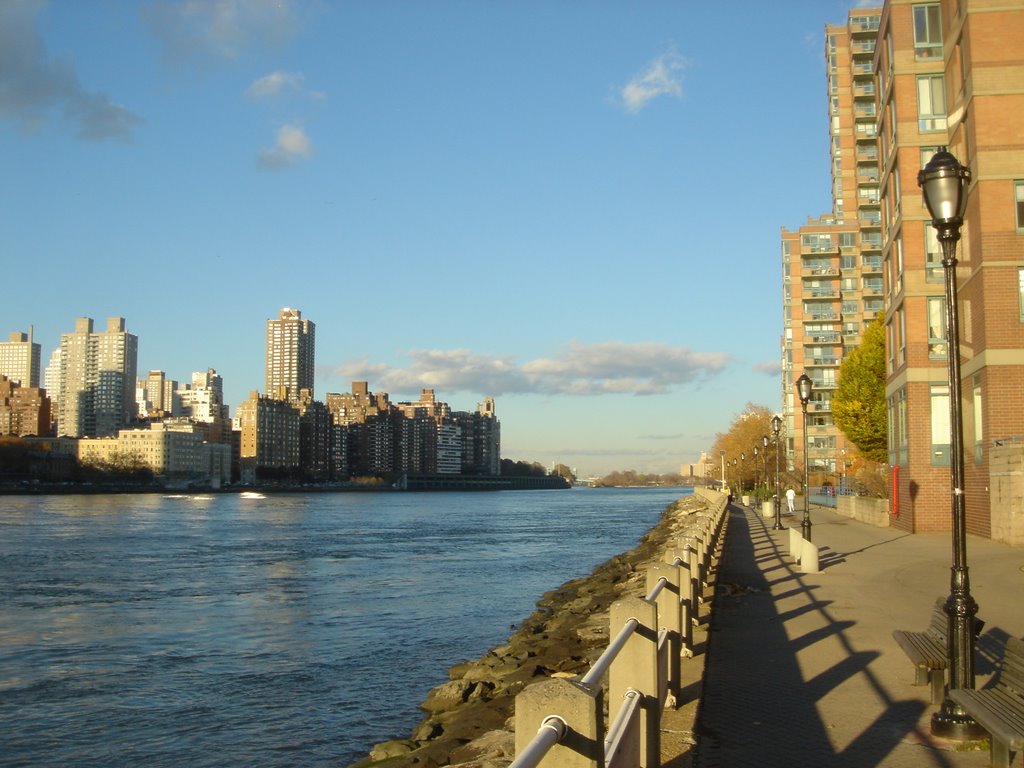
[753,360,782,376]
[144,0,300,67]
[332,341,732,397]
[616,49,686,114]
[0,0,142,141]
[257,123,312,168]
[246,70,324,101]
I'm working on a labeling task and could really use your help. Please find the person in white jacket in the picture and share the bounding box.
[786,487,796,514]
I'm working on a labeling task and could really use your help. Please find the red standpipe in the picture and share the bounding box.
[891,465,900,518]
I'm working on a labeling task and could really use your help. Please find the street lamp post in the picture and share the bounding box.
[919,148,984,740]
[771,415,783,530]
[720,449,725,493]
[752,446,759,506]
[740,452,746,502]
[796,373,813,541]
[732,458,738,499]
[761,435,769,498]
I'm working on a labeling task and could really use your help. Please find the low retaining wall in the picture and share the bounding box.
[835,495,890,527]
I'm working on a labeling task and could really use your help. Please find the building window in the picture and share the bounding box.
[898,307,907,366]
[925,223,943,282]
[889,387,908,466]
[1019,268,1024,322]
[1016,180,1024,232]
[913,3,943,60]
[931,385,951,466]
[928,297,947,358]
[918,75,947,132]
[973,375,983,463]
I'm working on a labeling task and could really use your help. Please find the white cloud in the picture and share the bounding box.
[753,360,782,376]
[246,70,325,102]
[246,71,305,100]
[144,0,300,67]
[617,50,686,114]
[0,0,142,141]
[332,341,732,397]
[257,123,312,168]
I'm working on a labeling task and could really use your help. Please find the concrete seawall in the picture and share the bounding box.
[350,492,714,768]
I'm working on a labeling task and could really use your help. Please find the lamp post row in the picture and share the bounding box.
[779,148,980,739]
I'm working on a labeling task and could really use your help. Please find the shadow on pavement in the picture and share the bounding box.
[692,505,958,768]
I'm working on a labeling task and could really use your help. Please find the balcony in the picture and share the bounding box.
[804,311,840,323]
[805,287,840,299]
[852,40,876,55]
[806,356,841,367]
[810,379,838,390]
[800,240,837,255]
[863,257,883,273]
[809,332,841,344]
[855,104,878,119]
[802,266,839,277]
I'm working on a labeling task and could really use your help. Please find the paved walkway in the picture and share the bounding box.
[692,502,1024,768]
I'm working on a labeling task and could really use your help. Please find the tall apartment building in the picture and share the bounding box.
[781,7,884,480]
[0,330,41,388]
[237,391,301,480]
[0,375,51,437]
[875,0,1024,536]
[138,370,181,417]
[784,0,1024,541]
[58,317,138,438]
[265,308,315,402]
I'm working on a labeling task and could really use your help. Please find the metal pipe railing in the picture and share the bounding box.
[604,689,641,766]
[645,576,668,603]
[580,617,639,687]
[507,716,566,768]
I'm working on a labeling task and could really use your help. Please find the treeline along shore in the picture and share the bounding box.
[350,492,709,768]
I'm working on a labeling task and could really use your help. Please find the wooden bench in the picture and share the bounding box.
[950,637,1024,768]
[892,597,948,704]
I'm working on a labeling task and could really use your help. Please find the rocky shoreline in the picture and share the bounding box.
[349,493,711,768]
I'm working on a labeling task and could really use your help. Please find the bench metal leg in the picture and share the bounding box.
[928,669,945,704]
[913,666,929,686]
[991,739,1009,768]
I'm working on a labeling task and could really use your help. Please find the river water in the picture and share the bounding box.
[0,486,689,767]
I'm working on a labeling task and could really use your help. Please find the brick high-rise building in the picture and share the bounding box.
[0,375,51,437]
[875,0,1024,537]
[265,308,315,402]
[784,0,1024,542]
[781,6,883,481]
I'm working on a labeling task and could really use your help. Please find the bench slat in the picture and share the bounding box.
[950,689,1024,747]
[892,630,945,668]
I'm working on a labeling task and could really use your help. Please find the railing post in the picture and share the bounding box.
[610,597,660,768]
[647,562,682,702]
[514,678,604,768]
[669,546,695,658]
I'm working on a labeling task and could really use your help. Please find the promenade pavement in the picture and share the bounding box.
[691,501,1023,768]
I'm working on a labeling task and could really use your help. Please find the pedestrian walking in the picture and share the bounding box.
[785,487,796,514]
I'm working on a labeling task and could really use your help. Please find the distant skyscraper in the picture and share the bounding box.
[58,317,138,437]
[0,329,41,388]
[265,307,315,402]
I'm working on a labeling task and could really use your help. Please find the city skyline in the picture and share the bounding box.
[1,1,861,475]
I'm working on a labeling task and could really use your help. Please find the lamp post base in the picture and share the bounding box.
[801,518,812,542]
[931,705,987,741]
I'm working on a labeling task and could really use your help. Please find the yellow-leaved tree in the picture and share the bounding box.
[833,314,887,463]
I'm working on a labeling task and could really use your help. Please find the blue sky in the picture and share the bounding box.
[1,0,863,477]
